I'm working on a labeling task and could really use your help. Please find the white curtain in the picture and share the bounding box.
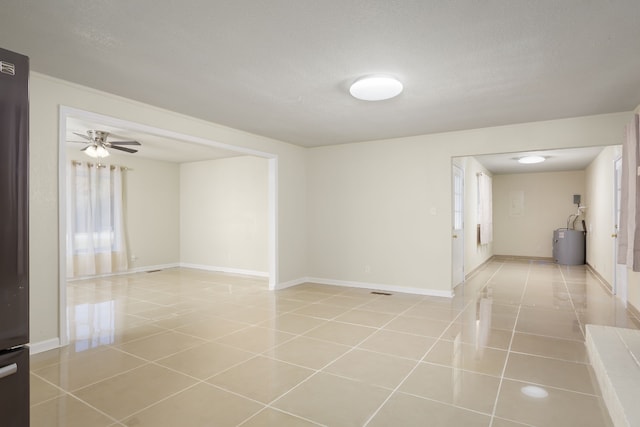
[619,114,640,270]
[478,173,493,245]
[66,161,128,278]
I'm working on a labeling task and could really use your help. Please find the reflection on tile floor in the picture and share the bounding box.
[31,260,639,426]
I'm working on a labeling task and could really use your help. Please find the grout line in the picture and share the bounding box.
[558,266,586,339]
[361,263,505,426]
[110,380,211,423]
[488,260,528,427]
[259,294,432,423]
[507,349,588,365]
[29,384,123,425]
[236,406,325,427]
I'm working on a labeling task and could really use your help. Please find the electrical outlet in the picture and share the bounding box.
[364,265,371,273]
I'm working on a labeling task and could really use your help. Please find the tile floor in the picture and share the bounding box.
[30,259,640,426]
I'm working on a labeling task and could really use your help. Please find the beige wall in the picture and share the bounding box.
[306,113,628,294]
[584,146,620,286]
[180,156,268,274]
[307,142,437,291]
[66,149,181,270]
[493,171,586,258]
[30,72,307,346]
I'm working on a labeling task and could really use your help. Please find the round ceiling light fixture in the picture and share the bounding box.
[349,75,403,101]
[518,155,545,164]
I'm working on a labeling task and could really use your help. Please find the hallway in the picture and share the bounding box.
[30,259,636,426]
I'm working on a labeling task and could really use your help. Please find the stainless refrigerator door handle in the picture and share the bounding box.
[0,363,17,379]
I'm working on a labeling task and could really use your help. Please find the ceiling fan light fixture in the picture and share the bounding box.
[74,129,140,157]
[85,144,110,158]
[518,155,545,164]
[349,75,403,101]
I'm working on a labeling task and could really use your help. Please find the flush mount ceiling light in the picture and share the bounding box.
[349,75,403,101]
[518,155,545,164]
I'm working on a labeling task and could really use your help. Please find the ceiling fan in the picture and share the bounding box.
[72,130,141,158]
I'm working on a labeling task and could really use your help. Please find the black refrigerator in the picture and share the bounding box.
[0,47,30,426]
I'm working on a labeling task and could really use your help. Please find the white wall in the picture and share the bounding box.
[307,142,437,292]
[180,156,268,274]
[454,157,493,274]
[306,113,628,295]
[584,146,620,286]
[66,149,181,271]
[30,72,307,346]
[493,171,586,258]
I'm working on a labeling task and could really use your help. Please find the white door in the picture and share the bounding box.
[614,156,628,302]
[452,165,464,286]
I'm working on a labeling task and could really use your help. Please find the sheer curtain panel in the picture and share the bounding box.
[66,162,128,278]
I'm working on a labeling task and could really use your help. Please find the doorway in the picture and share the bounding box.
[58,106,279,347]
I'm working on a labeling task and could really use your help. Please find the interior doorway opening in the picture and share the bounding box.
[58,106,279,347]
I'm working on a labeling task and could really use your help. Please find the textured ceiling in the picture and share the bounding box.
[472,147,605,175]
[1,1,639,147]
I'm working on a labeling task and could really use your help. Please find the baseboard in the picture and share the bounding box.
[67,262,181,281]
[305,277,454,298]
[628,300,640,321]
[180,263,269,278]
[275,277,310,290]
[128,262,181,274]
[492,255,554,262]
[29,338,61,355]
[585,263,613,293]
[465,257,493,280]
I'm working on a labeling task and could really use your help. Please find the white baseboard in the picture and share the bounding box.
[180,263,269,278]
[286,276,454,298]
[67,263,181,281]
[127,262,180,274]
[274,277,310,290]
[29,338,61,355]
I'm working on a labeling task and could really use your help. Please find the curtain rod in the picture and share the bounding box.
[71,160,133,171]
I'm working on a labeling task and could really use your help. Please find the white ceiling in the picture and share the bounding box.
[472,146,606,175]
[1,1,639,149]
[66,118,240,163]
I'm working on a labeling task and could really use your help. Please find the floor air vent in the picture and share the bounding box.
[370,291,392,296]
[146,269,162,273]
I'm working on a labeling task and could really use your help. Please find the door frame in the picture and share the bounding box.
[613,155,627,302]
[452,164,465,287]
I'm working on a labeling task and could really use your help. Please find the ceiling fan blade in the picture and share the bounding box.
[69,140,90,144]
[73,132,92,141]
[80,145,91,151]
[110,145,138,154]
[109,140,141,146]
